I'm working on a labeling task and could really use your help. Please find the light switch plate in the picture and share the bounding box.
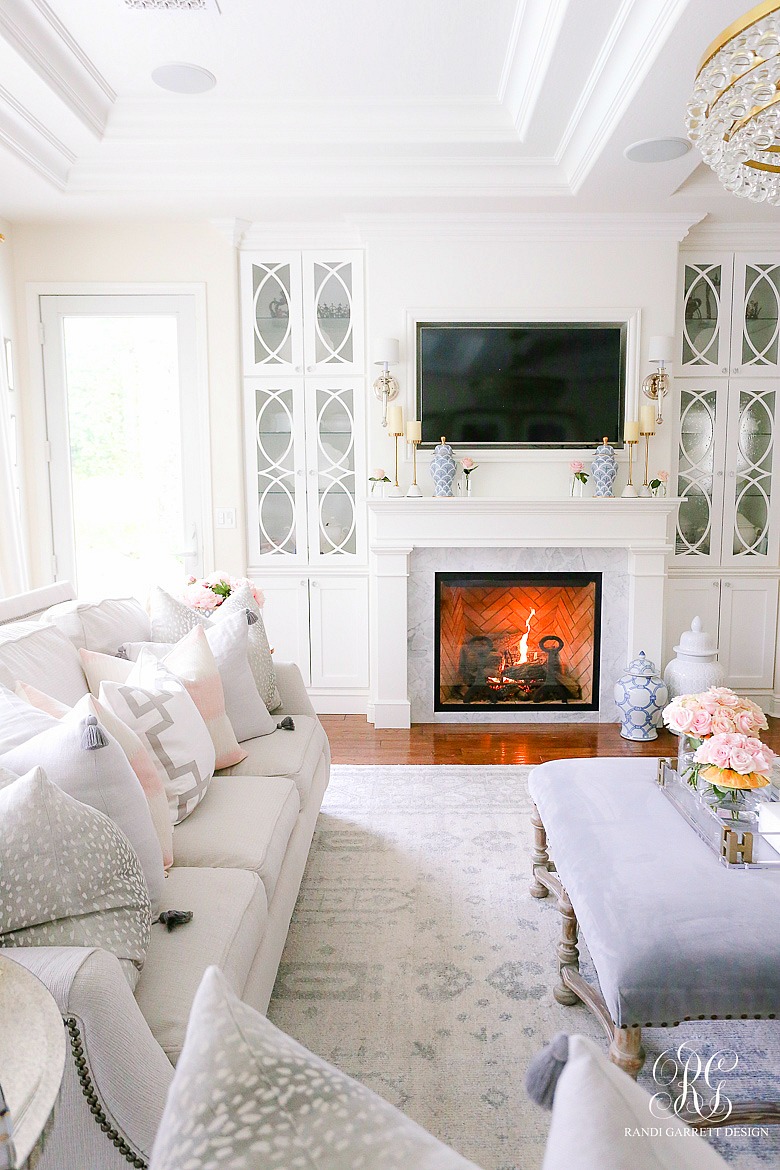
[215,508,237,529]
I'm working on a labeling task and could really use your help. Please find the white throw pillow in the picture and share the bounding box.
[0,767,152,988]
[0,624,88,705]
[15,681,173,871]
[44,596,151,652]
[149,584,281,712]
[0,697,166,914]
[99,652,216,825]
[542,1035,730,1170]
[79,647,134,694]
[150,966,482,1170]
[0,684,57,753]
[121,610,276,741]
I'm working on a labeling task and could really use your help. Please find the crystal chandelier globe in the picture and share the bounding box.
[687,1,780,202]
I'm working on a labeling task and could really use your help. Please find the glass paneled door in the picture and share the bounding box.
[40,294,207,598]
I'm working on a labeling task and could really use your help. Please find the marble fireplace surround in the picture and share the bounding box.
[367,498,679,728]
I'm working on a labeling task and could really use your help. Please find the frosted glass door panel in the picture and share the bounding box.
[734,258,780,372]
[303,254,363,374]
[674,383,727,562]
[245,381,308,563]
[722,382,778,565]
[680,259,731,371]
[240,255,303,374]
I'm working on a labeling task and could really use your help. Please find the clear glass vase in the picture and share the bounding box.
[677,734,702,788]
[570,476,584,498]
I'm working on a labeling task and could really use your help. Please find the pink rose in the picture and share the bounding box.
[658,470,669,482]
[664,704,694,733]
[183,582,220,611]
[373,468,386,479]
[734,709,757,735]
[708,686,740,708]
[206,571,230,588]
[569,461,584,473]
[729,747,755,774]
[710,711,736,735]
[707,741,733,769]
[462,457,476,470]
[690,709,713,737]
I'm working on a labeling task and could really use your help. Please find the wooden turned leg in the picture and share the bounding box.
[608,1026,645,1079]
[530,803,551,899]
[553,888,581,1006]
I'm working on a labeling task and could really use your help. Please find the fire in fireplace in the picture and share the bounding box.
[434,572,602,711]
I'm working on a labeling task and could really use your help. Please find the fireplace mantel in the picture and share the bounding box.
[367,497,679,728]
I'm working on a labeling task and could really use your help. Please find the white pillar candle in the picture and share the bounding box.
[640,404,656,434]
[406,420,421,442]
[624,419,640,443]
[387,404,404,434]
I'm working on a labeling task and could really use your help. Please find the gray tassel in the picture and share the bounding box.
[155,910,193,932]
[245,608,259,626]
[116,644,129,659]
[81,715,108,751]
[525,1033,569,1109]
[277,716,295,731]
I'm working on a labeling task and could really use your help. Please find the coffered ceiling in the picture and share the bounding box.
[0,0,775,224]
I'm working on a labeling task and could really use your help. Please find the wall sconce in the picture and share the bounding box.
[372,337,400,427]
[641,335,674,426]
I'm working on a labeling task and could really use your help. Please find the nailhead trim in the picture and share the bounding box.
[64,1017,147,1169]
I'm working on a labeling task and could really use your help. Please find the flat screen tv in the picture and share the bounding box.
[416,321,627,448]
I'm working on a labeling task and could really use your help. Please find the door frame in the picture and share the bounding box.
[26,282,213,586]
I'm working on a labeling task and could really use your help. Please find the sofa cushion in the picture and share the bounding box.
[44,597,151,653]
[149,966,482,1170]
[0,623,87,705]
[172,775,300,902]
[0,767,151,988]
[542,1035,729,1170]
[0,698,165,914]
[134,866,267,1064]
[0,685,56,752]
[216,714,326,806]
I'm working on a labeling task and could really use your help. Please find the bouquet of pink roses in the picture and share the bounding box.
[694,733,776,790]
[183,572,264,612]
[662,686,767,739]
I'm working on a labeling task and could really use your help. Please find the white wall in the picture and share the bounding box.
[11,220,244,587]
[364,227,680,498]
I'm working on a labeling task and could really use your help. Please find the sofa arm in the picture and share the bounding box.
[6,947,174,1170]
[273,661,317,718]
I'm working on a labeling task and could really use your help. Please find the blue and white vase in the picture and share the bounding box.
[430,437,457,497]
[614,652,668,741]
[591,437,617,498]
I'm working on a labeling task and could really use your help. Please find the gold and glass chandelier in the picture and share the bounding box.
[687,1,780,202]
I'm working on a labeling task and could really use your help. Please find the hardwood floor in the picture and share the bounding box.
[320,715,780,766]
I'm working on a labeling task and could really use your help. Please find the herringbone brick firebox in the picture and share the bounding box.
[434,572,602,712]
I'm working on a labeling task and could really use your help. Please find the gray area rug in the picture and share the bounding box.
[268,764,780,1170]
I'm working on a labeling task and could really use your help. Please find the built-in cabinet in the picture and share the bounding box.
[240,250,369,711]
[667,251,780,709]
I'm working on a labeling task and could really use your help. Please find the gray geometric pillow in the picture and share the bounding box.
[0,767,152,987]
[149,966,482,1170]
[149,584,281,713]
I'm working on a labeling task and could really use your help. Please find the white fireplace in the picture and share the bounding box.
[367,497,678,728]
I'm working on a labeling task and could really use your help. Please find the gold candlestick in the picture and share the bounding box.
[387,426,404,497]
[621,439,638,498]
[638,430,653,497]
[407,438,422,497]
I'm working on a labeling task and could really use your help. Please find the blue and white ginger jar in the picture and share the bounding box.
[614,651,668,741]
[591,437,617,498]
[430,437,457,497]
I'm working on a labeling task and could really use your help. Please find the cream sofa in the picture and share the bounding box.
[0,587,330,1170]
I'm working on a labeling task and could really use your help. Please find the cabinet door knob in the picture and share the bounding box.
[732,366,739,374]
[722,367,728,374]
[309,468,315,476]
[717,470,723,477]
[724,580,732,588]
[306,365,315,373]
[728,470,735,477]
[712,580,719,587]
[311,580,319,587]
[299,579,306,586]
[295,366,302,373]
[296,469,303,477]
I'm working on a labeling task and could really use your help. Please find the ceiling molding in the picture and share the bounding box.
[223,219,365,251]
[499,0,570,139]
[0,90,69,187]
[682,221,780,248]
[349,211,705,242]
[0,0,114,137]
[556,0,690,191]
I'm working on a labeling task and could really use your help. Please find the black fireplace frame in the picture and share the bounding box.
[433,571,603,713]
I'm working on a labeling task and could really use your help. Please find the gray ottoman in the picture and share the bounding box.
[528,756,780,1078]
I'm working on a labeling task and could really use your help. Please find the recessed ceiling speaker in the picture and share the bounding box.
[151,62,217,93]
[624,137,692,163]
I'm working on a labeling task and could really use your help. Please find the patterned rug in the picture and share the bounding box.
[267,764,780,1170]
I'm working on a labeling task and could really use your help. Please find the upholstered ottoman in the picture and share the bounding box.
[528,756,780,1082]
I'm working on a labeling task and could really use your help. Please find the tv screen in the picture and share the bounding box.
[416,322,627,448]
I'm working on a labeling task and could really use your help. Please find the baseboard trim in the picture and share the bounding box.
[368,700,412,729]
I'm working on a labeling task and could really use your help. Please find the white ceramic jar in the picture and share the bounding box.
[663,616,725,699]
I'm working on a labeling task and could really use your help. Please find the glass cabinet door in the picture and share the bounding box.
[721,382,778,566]
[731,256,780,375]
[240,255,303,374]
[679,258,732,373]
[244,380,308,563]
[673,382,728,563]
[302,253,364,374]
[304,379,365,562]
